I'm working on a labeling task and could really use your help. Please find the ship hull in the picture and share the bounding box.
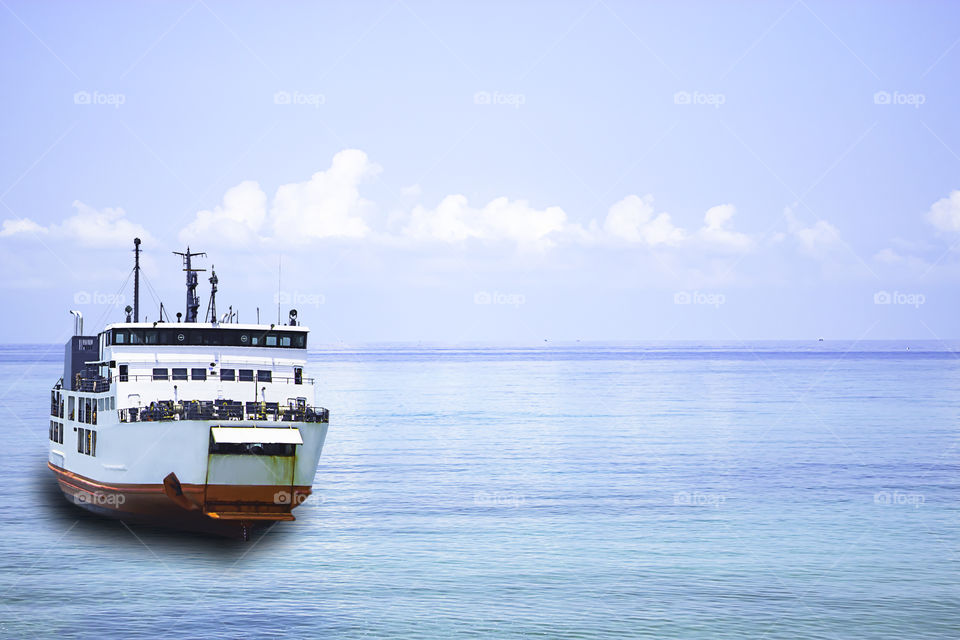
[50,462,313,539]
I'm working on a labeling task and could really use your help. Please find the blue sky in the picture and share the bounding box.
[3,0,960,344]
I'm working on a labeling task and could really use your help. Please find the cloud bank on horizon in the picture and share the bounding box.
[4,147,901,264]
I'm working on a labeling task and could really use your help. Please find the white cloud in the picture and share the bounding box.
[0,218,47,237]
[176,149,382,246]
[179,180,266,246]
[1,202,150,247]
[270,149,380,241]
[872,246,931,272]
[784,205,841,255]
[58,201,152,247]
[698,204,752,251]
[600,197,753,251]
[874,248,903,264]
[403,194,573,250]
[926,189,960,231]
[173,152,762,257]
[795,221,841,253]
[602,195,685,246]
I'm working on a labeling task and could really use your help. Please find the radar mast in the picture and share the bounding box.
[173,247,206,323]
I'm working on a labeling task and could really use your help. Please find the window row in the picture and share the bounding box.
[170,368,209,381]
[108,328,306,349]
[77,397,96,425]
[151,368,274,382]
[71,395,115,425]
[49,420,63,444]
[77,428,97,456]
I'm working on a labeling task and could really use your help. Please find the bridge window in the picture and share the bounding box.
[172,368,188,381]
[191,368,207,381]
[239,369,254,382]
[220,368,235,381]
[152,368,168,381]
[109,328,307,348]
[257,370,272,383]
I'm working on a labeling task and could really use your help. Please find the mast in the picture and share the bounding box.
[133,238,141,322]
[173,247,206,323]
[206,265,218,324]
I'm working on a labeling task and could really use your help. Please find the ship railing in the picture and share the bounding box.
[113,374,315,385]
[118,400,329,424]
[74,377,112,393]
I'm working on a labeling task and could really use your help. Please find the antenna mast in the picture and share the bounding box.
[133,238,141,322]
[173,247,206,323]
[277,255,282,324]
[206,265,218,324]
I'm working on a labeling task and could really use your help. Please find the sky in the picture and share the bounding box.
[2,0,960,344]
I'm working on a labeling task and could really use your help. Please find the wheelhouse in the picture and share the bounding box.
[105,326,307,349]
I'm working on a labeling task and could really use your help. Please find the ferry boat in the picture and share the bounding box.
[48,239,329,540]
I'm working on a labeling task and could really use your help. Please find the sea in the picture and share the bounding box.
[0,342,957,639]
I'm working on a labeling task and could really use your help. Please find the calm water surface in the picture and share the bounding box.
[0,342,957,639]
